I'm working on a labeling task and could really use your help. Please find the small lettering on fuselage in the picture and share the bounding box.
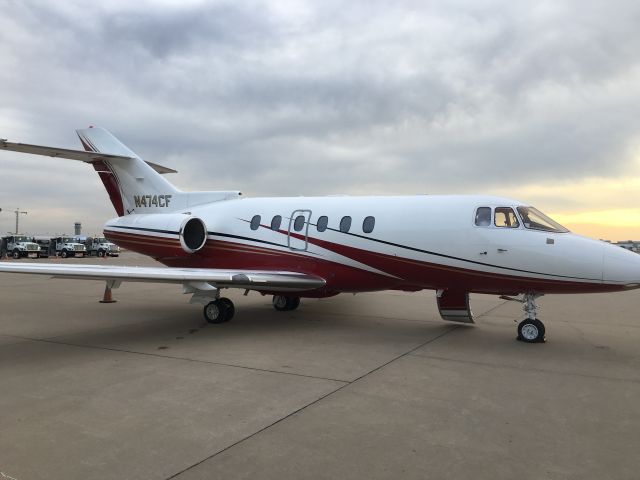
[133,194,172,208]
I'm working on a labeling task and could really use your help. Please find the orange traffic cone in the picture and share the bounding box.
[99,284,117,303]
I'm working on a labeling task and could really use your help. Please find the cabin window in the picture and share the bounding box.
[294,215,305,232]
[362,216,375,233]
[317,216,328,232]
[494,207,519,228]
[250,215,261,230]
[339,216,352,233]
[475,207,491,227]
[271,215,282,231]
[517,207,569,233]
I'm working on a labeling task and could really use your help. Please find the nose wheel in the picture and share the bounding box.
[203,298,235,324]
[517,293,545,343]
[517,318,546,343]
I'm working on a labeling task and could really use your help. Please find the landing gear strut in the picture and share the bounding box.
[500,293,546,343]
[272,295,300,311]
[516,293,545,343]
[203,297,235,324]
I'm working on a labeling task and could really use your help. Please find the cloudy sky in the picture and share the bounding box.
[1,0,639,240]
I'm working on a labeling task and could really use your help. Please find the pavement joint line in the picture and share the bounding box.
[163,325,459,480]
[564,322,602,349]
[1,335,350,384]
[407,352,640,384]
[310,311,449,325]
[0,318,194,343]
[474,299,510,319]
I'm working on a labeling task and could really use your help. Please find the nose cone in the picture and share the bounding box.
[603,243,640,287]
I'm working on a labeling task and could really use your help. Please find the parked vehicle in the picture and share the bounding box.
[33,237,53,258]
[85,237,120,257]
[74,236,120,257]
[1,235,41,259]
[53,236,86,258]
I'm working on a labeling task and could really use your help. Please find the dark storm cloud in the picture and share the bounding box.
[1,0,640,233]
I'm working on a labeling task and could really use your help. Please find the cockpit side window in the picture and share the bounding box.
[494,207,520,228]
[475,207,491,226]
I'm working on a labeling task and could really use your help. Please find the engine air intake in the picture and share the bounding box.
[180,217,207,253]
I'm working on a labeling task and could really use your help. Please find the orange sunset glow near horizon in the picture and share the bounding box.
[490,169,640,242]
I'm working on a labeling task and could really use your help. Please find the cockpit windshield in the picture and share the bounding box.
[517,207,569,233]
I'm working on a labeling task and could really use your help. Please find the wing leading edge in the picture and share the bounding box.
[0,263,326,292]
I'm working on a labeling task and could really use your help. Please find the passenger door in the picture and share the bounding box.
[288,210,312,251]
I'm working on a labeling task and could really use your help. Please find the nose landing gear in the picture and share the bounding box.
[500,293,546,343]
[517,293,545,343]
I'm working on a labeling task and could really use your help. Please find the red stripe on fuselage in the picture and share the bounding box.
[106,228,627,296]
[79,137,125,216]
[105,230,399,294]
[278,229,623,294]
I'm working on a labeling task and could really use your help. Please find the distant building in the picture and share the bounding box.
[614,241,640,253]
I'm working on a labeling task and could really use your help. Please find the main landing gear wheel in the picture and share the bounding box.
[218,297,235,319]
[203,298,235,324]
[272,295,300,311]
[517,318,546,343]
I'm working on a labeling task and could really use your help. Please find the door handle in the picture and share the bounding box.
[497,248,508,252]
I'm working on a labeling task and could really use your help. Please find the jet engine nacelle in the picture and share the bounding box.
[104,213,208,254]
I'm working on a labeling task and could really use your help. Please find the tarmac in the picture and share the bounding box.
[0,252,639,480]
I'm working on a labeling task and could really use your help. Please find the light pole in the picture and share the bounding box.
[15,208,27,234]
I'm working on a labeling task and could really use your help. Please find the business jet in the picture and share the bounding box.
[1,127,639,343]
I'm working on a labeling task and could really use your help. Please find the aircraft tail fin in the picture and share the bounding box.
[1,127,242,217]
[76,127,180,216]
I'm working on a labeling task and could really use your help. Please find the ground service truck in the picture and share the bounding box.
[53,236,87,258]
[87,237,120,257]
[1,236,41,259]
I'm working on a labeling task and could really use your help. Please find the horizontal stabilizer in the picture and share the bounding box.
[0,140,177,174]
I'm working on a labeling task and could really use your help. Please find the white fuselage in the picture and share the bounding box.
[104,194,640,296]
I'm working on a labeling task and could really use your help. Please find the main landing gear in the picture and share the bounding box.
[203,297,235,324]
[272,295,300,311]
[202,295,301,323]
[501,293,546,343]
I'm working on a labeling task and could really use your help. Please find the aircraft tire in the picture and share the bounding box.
[288,297,300,310]
[273,295,288,311]
[203,300,230,324]
[218,297,235,321]
[517,318,546,343]
[272,295,300,311]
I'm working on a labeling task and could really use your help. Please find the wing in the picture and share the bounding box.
[0,263,325,293]
[0,140,177,174]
